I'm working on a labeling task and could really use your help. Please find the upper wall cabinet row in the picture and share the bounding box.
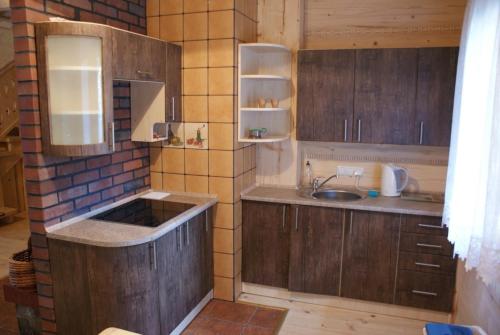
[35,21,181,156]
[297,47,458,146]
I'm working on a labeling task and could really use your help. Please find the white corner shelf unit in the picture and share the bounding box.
[238,43,292,143]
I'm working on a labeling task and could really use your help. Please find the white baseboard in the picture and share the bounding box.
[170,290,213,335]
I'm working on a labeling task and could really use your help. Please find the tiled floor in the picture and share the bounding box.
[0,217,30,335]
[183,299,287,335]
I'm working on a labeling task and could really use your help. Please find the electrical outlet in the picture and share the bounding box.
[336,166,364,177]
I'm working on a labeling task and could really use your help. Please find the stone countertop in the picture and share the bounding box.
[241,185,443,217]
[46,190,218,248]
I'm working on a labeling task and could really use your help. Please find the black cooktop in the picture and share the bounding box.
[91,198,195,227]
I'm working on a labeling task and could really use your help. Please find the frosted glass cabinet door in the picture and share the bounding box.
[35,22,113,156]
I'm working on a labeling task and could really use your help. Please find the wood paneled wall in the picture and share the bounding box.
[304,0,466,49]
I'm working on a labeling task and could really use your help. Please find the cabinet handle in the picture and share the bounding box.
[186,221,190,245]
[415,262,441,269]
[153,242,157,270]
[282,205,286,231]
[417,243,443,249]
[205,211,209,232]
[419,121,424,145]
[349,211,353,237]
[343,119,348,142]
[171,97,175,121]
[418,224,444,230]
[178,225,182,251]
[136,70,152,76]
[357,119,361,142]
[108,122,115,151]
[294,207,299,231]
[412,289,438,297]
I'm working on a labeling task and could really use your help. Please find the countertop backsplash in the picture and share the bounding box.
[257,141,449,194]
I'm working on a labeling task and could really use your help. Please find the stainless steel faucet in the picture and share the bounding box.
[312,174,338,192]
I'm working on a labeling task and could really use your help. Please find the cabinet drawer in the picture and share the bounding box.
[402,216,448,236]
[396,270,454,312]
[400,233,453,256]
[398,252,456,274]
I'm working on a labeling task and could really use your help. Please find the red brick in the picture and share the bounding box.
[130,25,145,34]
[106,17,128,29]
[123,159,142,171]
[38,307,56,321]
[79,10,107,24]
[56,160,86,176]
[128,2,144,17]
[24,154,71,168]
[106,0,128,11]
[88,177,112,192]
[12,22,35,37]
[100,162,123,177]
[94,2,117,17]
[15,52,37,67]
[30,201,74,221]
[22,138,43,153]
[19,110,41,125]
[86,155,111,169]
[111,150,132,163]
[11,8,50,23]
[46,1,75,18]
[113,86,129,97]
[29,221,47,234]
[113,171,133,185]
[58,185,87,202]
[26,177,72,195]
[75,193,101,209]
[39,307,56,321]
[133,148,148,159]
[33,260,51,273]
[24,166,55,181]
[38,296,54,309]
[101,184,124,200]
[133,166,149,178]
[41,319,57,333]
[20,125,41,139]
[120,119,131,129]
[16,81,38,95]
[115,190,134,201]
[31,234,48,247]
[113,109,130,119]
[15,65,37,80]
[32,246,49,260]
[10,0,45,10]
[73,169,99,184]
[18,95,38,109]
[28,193,58,208]
[63,0,91,10]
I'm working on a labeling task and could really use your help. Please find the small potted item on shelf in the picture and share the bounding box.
[258,97,267,108]
[271,98,279,108]
[249,128,267,139]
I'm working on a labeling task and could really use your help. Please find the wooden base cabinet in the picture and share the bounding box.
[242,200,457,312]
[289,205,344,295]
[49,210,213,335]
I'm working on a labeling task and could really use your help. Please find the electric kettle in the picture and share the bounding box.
[381,163,409,197]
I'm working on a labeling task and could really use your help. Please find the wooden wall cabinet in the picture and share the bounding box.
[242,201,290,288]
[289,205,344,295]
[165,43,182,122]
[242,200,456,312]
[35,21,114,156]
[296,47,458,146]
[49,210,213,335]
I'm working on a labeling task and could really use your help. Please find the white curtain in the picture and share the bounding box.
[443,0,500,285]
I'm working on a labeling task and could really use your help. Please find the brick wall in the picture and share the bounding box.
[10,0,148,333]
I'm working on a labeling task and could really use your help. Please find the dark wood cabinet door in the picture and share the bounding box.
[157,227,185,334]
[341,211,401,304]
[297,50,355,142]
[289,205,344,296]
[86,243,161,335]
[354,49,418,144]
[242,201,290,288]
[415,47,458,146]
[112,29,165,82]
[166,43,182,122]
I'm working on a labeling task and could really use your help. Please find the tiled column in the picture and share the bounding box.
[147,0,257,301]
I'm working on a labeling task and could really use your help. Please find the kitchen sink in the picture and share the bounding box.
[310,189,363,201]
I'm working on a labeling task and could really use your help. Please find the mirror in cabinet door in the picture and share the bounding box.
[165,43,182,122]
[35,21,115,156]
